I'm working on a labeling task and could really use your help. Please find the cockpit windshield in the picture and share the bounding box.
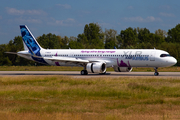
[160,54,171,57]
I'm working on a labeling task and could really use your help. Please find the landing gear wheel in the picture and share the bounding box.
[84,70,88,75]
[81,70,88,75]
[154,72,159,76]
[154,67,159,76]
[81,70,84,75]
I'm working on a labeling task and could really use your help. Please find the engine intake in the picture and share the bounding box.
[87,62,106,73]
[113,66,132,72]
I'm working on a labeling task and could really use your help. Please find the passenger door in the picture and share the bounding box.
[150,51,155,61]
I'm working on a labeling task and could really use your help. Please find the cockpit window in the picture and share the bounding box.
[160,54,171,57]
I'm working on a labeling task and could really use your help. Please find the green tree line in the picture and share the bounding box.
[1,23,180,66]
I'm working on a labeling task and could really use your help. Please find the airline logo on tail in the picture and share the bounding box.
[20,25,47,64]
[20,25,41,56]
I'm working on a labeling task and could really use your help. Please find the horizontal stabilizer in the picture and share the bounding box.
[5,52,18,55]
[5,51,43,59]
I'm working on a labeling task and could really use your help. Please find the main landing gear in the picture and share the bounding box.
[81,70,88,75]
[154,67,159,76]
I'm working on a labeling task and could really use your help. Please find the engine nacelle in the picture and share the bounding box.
[87,62,106,73]
[113,66,132,72]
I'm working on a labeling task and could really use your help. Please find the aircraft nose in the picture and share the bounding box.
[169,57,177,66]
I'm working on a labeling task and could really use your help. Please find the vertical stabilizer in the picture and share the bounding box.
[20,25,42,56]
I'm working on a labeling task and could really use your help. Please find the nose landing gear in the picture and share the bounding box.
[154,67,159,76]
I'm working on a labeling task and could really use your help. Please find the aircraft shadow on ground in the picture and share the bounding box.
[0,72,180,77]
[0,72,167,76]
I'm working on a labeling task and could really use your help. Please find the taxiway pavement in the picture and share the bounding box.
[0,71,179,78]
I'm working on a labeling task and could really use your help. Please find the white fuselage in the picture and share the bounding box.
[18,49,177,68]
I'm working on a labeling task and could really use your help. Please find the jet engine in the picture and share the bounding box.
[86,62,106,73]
[113,66,132,72]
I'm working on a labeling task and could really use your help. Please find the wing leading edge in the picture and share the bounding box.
[44,57,109,65]
[45,57,89,64]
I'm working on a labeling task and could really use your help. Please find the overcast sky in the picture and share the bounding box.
[0,0,179,44]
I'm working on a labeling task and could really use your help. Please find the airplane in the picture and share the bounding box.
[6,25,177,76]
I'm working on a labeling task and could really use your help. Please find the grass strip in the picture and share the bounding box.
[0,76,180,119]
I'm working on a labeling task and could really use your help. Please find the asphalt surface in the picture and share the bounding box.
[0,71,179,78]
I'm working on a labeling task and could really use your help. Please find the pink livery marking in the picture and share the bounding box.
[55,62,60,66]
[55,52,58,56]
[117,58,131,67]
[81,50,115,53]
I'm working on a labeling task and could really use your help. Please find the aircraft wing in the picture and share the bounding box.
[44,57,111,67]
[44,57,89,64]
